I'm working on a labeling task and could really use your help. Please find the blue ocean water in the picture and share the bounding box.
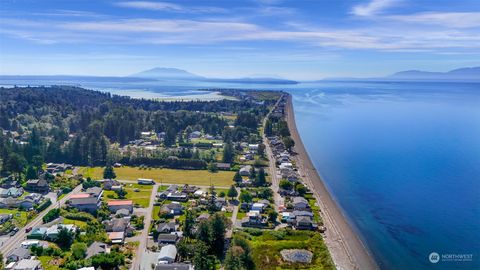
[2,78,479,269]
[289,81,480,269]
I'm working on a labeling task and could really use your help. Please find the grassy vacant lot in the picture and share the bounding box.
[238,229,335,270]
[0,209,30,227]
[63,218,87,229]
[104,183,153,208]
[80,166,234,187]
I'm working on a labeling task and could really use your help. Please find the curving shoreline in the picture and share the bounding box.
[285,94,378,270]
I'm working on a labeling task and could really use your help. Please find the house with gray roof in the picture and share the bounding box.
[86,241,108,258]
[13,258,41,270]
[158,244,177,264]
[7,247,31,262]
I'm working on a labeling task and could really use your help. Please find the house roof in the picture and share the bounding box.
[14,259,41,269]
[108,231,125,240]
[292,197,308,205]
[155,264,192,270]
[115,208,131,216]
[157,222,176,232]
[157,234,178,242]
[71,193,90,199]
[86,187,103,196]
[158,244,177,260]
[108,200,133,206]
[69,197,99,205]
[8,247,30,259]
[86,241,107,258]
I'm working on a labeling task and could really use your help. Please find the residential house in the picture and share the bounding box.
[248,144,259,151]
[239,165,252,176]
[251,202,267,213]
[157,233,181,245]
[292,197,309,211]
[103,218,132,234]
[241,211,267,228]
[189,131,201,139]
[45,224,76,240]
[0,213,12,224]
[103,179,121,191]
[156,222,176,234]
[0,187,24,198]
[13,259,41,270]
[294,216,315,230]
[107,200,133,213]
[155,264,193,270]
[115,208,131,217]
[68,195,101,213]
[181,185,198,194]
[25,179,49,193]
[166,192,188,202]
[86,241,108,258]
[158,245,177,264]
[24,193,43,204]
[108,231,125,244]
[27,228,47,240]
[216,163,231,170]
[85,187,103,198]
[0,198,35,210]
[1,179,19,189]
[160,202,183,216]
[7,247,31,262]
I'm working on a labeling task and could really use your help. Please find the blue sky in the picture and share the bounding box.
[0,0,479,80]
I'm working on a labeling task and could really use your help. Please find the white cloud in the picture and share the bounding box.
[352,0,400,16]
[1,17,479,52]
[115,1,226,13]
[387,12,480,28]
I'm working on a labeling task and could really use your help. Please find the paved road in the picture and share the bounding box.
[130,183,159,270]
[226,187,240,238]
[262,95,285,212]
[0,184,83,257]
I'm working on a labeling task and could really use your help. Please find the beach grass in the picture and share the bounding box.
[79,166,234,187]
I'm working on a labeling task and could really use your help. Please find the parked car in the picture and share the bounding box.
[9,227,18,236]
[25,227,32,233]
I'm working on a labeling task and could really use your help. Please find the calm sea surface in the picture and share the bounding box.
[2,79,479,269]
[289,81,480,269]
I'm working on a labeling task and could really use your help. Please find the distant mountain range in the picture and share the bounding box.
[324,67,480,82]
[130,67,298,84]
[0,67,298,85]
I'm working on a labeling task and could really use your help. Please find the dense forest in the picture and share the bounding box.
[0,86,279,176]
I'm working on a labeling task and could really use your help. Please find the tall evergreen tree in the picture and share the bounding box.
[222,142,234,163]
[103,165,116,179]
[255,168,266,186]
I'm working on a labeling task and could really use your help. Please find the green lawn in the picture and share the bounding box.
[0,209,30,227]
[80,166,234,187]
[63,218,88,229]
[238,229,335,270]
[38,256,62,270]
[152,205,161,220]
[104,183,153,208]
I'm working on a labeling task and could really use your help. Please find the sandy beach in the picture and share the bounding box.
[285,94,378,270]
